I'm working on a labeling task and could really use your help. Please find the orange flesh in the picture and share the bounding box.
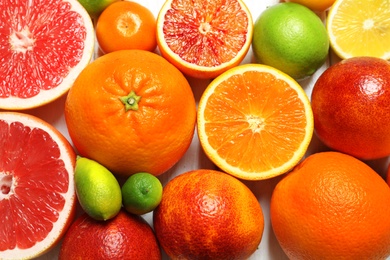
[203,71,308,172]
[162,0,250,67]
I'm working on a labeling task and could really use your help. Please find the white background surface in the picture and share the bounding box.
[26,0,390,259]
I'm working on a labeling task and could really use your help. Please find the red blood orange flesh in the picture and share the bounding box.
[0,0,94,110]
[0,112,77,259]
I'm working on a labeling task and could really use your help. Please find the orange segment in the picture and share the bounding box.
[197,64,314,180]
[327,0,390,59]
[156,0,253,79]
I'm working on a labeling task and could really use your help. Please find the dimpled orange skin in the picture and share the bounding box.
[59,210,161,259]
[271,151,390,260]
[311,57,390,160]
[64,50,196,177]
[153,169,264,260]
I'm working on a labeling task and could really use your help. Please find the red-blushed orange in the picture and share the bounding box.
[153,169,264,259]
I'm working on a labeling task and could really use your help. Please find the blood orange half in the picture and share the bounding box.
[156,0,253,79]
[0,112,77,259]
[0,0,94,110]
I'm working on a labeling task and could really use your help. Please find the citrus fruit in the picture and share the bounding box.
[96,1,157,54]
[252,2,329,80]
[311,56,390,160]
[0,112,77,259]
[78,0,118,18]
[74,156,122,221]
[65,50,196,177]
[270,151,390,259]
[59,209,161,259]
[153,169,264,260]
[156,0,253,79]
[327,0,390,60]
[121,172,163,215]
[197,64,313,180]
[0,0,94,110]
[285,0,335,12]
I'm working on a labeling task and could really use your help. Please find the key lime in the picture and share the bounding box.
[78,0,118,18]
[121,172,163,215]
[74,156,122,221]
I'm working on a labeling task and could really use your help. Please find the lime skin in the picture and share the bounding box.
[121,172,163,215]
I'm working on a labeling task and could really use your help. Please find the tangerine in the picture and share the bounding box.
[96,1,157,53]
[271,151,390,259]
[153,169,264,259]
[64,50,196,176]
[285,0,335,12]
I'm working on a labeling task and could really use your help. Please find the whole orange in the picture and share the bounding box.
[96,1,157,53]
[59,209,161,259]
[285,0,335,12]
[64,50,196,176]
[271,151,390,259]
[153,169,264,260]
[311,56,390,160]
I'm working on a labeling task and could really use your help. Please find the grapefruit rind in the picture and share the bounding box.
[197,64,314,180]
[0,0,95,110]
[327,0,390,60]
[156,0,253,79]
[0,112,76,259]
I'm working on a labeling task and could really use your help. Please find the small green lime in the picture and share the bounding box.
[77,0,118,18]
[121,172,163,215]
[252,2,329,80]
[74,156,122,221]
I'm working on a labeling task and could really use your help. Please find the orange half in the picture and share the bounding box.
[197,64,314,180]
[156,0,253,79]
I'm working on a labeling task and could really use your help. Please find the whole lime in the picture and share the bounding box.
[252,2,329,80]
[121,172,163,215]
[74,156,122,221]
[77,0,118,18]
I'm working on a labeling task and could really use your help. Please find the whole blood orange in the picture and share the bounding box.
[0,112,77,259]
[0,0,94,110]
[311,56,390,159]
[59,209,161,259]
[156,0,253,79]
[65,50,196,177]
[271,151,390,259]
[153,169,264,260]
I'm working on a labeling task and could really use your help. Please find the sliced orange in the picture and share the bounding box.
[327,0,390,60]
[197,64,314,181]
[156,0,253,79]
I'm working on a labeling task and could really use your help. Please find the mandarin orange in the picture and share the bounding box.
[96,1,157,53]
[311,57,390,160]
[153,169,264,260]
[64,50,196,176]
[271,151,390,259]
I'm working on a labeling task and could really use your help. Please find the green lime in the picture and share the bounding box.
[121,172,163,215]
[77,0,118,18]
[251,2,329,80]
[74,156,122,221]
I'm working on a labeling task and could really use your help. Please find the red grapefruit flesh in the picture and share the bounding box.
[0,0,94,110]
[0,112,77,259]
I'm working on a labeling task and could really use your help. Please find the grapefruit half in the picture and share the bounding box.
[0,0,95,110]
[0,112,77,259]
